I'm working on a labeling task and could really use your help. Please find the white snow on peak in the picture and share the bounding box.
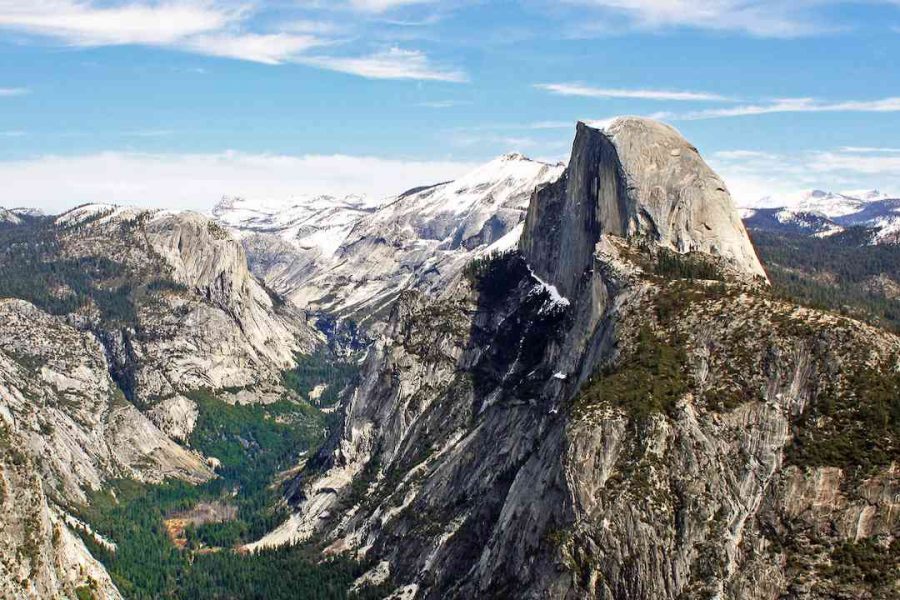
[213,194,378,258]
[0,207,22,225]
[749,188,896,219]
[10,207,44,218]
[53,203,174,228]
[221,152,565,317]
[407,152,561,219]
[840,189,891,202]
[482,222,524,255]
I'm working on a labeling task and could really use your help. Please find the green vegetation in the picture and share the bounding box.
[80,476,385,600]
[820,538,900,592]
[282,349,358,407]
[180,549,390,600]
[464,249,528,304]
[574,326,688,422]
[79,479,201,597]
[74,585,95,600]
[75,385,386,599]
[787,361,900,476]
[652,248,724,281]
[186,390,325,542]
[0,217,177,325]
[751,229,900,331]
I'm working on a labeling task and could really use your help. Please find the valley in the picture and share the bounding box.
[0,118,897,599]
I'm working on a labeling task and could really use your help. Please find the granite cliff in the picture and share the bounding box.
[252,119,897,599]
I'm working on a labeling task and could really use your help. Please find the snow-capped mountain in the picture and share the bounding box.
[742,188,900,242]
[0,206,22,225]
[213,194,378,257]
[216,152,565,320]
[740,207,844,237]
[0,206,46,225]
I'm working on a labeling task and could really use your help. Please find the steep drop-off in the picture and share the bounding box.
[255,119,897,599]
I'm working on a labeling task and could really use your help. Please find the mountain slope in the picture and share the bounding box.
[251,119,898,599]
[0,207,324,598]
[744,189,900,243]
[217,153,564,322]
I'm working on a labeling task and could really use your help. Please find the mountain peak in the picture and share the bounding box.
[521,118,767,296]
[499,151,530,162]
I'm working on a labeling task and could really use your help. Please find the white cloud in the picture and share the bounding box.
[0,1,464,80]
[713,150,779,160]
[673,97,900,119]
[300,47,466,81]
[0,87,29,96]
[710,146,900,206]
[0,0,237,46]
[418,100,470,108]
[536,82,730,101]
[184,32,325,65]
[0,151,478,214]
[838,146,900,153]
[563,0,833,37]
[348,0,433,12]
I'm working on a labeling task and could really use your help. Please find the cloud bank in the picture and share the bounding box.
[0,151,477,214]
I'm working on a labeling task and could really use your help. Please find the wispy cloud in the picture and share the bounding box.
[838,146,900,154]
[673,97,900,120]
[0,0,237,46]
[536,82,730,101]
[0,87,29,96]
[0,1,464,81]
[560,0,838,37]
[348,0,434,13]
[301,47,466,81]
[183,32,326,66]
[447,132,543,149]
[713,150,779,160]
[125,130,174,138]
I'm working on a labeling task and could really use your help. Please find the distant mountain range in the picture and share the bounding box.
[741,189,900,242]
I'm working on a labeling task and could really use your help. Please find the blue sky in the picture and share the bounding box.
[1,0,899,212]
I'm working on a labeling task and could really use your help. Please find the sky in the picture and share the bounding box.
[1,0,900,213]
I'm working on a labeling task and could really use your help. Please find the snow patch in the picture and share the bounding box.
[526,264,570,311]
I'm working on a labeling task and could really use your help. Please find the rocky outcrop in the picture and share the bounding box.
[0,424,123,600]
[0,298,212,597]
[53,205,319,402]
[259,119,897,599]
[521,119,766,299]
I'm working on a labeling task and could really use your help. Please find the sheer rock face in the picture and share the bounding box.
[261,120,897,600]
[53,206,318,402]
[521,119,766,299]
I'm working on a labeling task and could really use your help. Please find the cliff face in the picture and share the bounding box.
[0,207,320,598]
[521,119,766,300]
[259,120,897,599]
[55,207,318,402]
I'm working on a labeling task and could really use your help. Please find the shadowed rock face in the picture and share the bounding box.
[521,118,766,298]
[260,119,898,600]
